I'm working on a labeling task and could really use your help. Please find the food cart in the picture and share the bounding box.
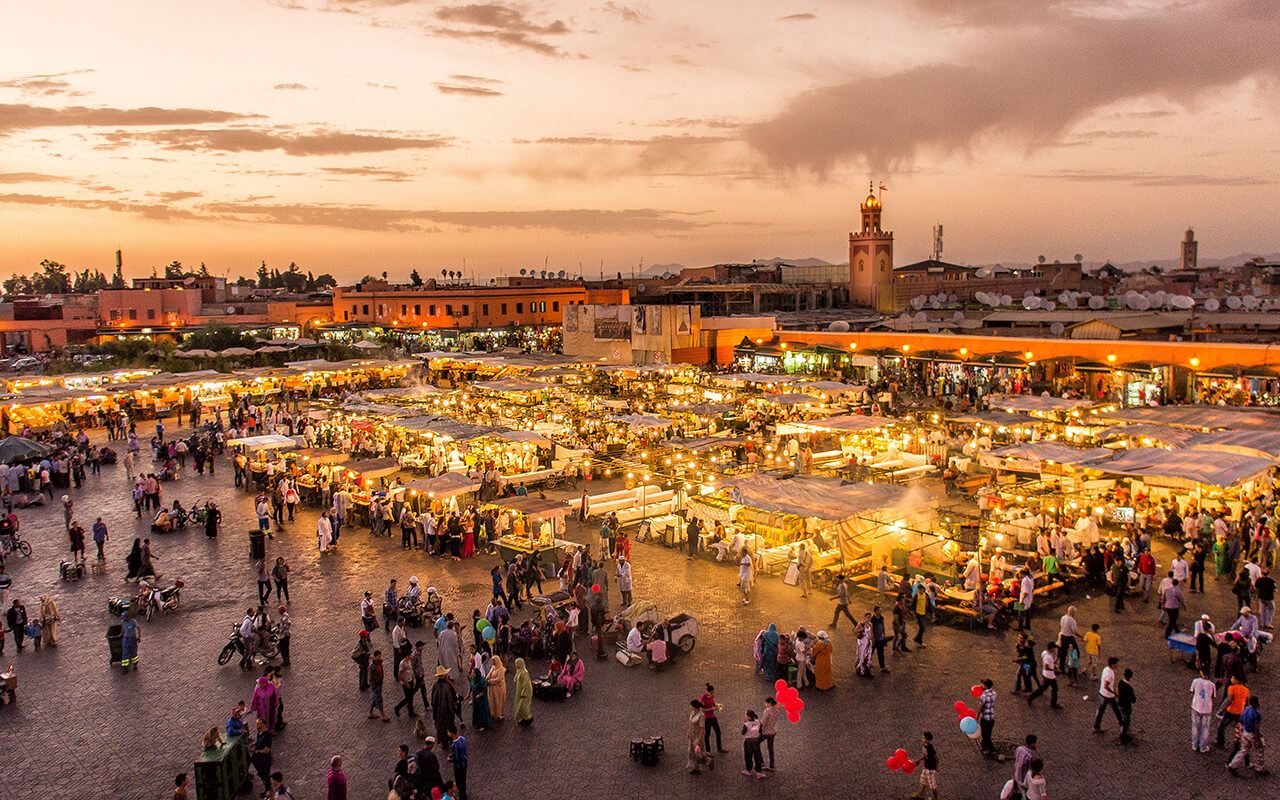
[490,495,572,570]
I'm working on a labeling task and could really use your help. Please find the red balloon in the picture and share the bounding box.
[774,679,788,692]
[902,761,917,775]
[786,710,801,723]
[887,757,900,771]
[785,687,800,702]
[953,701,967,713]
[971,685,983,698]
[893,749,908,761]
[791,698,805,712]
[963,709,978,719]
[591,584,601,593]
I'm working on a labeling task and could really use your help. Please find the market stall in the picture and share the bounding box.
[490,495,572,567]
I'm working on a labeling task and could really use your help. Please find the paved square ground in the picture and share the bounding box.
[0,428,1271,800]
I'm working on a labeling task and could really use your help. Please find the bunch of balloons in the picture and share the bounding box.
[475,617,496,642]
[885,748,916,774]
[953,685,982,739]
[772,680,804,723]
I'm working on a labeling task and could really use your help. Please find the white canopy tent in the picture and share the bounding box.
[1080,448,1276,489]
[980,442,1111,472]
[226,433,298,451]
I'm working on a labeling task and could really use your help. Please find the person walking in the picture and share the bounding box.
[912,579,933,648]
[1227,697,1268,777]
[255,560,272,606]
[412,640,431,712]
[686,699,707,773]
[361,592,377,634]
[1190,668,1217,752]
[1162,578,1187,637]
[39,595,59,647]
[368,651,390,722]
[486,655,506,721]
[326,756,347,800]
[1017,569,1034,630]
[513,657,533,727]
[119,608,140,673]
[256,496,272,540]
[1217,674,1249,749]
[978,678,997,755]
[447,729,469,800]
[353,631,372,690]
[738,551,754,606]
[829,575,856,629]
[1094,656,1123,732]
[1024,759,1048,800]
[394,647,418,718]
[616,557,632,608]
[92,517,109,561]
[272,558,290,603]
[740,709,765,779]
[1027,642,1061,709]
[431,665,462,742]
[276,606,291,667]
[701,683,728,754]
[1117,667,1136,744]
[911,731,939,800]
[796,541,814,598]
[759,696,779,772]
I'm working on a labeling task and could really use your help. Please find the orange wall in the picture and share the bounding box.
[769,330,1280,370]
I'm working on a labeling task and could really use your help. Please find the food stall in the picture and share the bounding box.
[490,495,572,568]
[403,471,481,514]
[340,456,403,524]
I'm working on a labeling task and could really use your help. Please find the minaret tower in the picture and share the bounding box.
[849,181,895,312]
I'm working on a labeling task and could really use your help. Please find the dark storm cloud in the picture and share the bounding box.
[745,0,1280,173]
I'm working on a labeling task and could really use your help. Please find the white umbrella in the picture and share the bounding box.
[292,337,319,346]
[221,347,255,356]
[352,340,381,350]
[258,345,290,353]
[179,349,218,358]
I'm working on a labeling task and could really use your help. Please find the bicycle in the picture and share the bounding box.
[1,532,31,557]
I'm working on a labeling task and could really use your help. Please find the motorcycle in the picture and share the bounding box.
[189,500,213,526]
[217,623,280,670]
[140,578,184,620]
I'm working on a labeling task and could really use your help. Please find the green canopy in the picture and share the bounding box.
[0,436,54,465]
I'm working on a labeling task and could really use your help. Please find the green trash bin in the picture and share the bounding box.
[195,735,249,800]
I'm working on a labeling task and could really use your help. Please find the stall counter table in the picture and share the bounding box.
[496,536,570,574]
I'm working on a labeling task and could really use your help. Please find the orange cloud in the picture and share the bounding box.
[0,103,258,134]
[100,127,451,156]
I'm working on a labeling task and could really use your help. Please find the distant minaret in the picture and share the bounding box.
[114,249,124,287]
[848,181,894,312]
[1181,228,1198,270]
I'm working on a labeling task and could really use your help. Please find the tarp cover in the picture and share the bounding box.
[390,415,502,441]
[404,471,480,497]
[1097,424,1202,448]
[607,414,674,429]
[1080,448,1276,488]
[1190,430,1280,460]
[713,373,793,384]
[983,442,1111,467]
[1090,406,1280,431]
[472,379,545,393]
[948,410,1042,426]
[760,393,821,406]
[785,414,897,433]
[717,475,930,521]
[226,434,298,451]
[666,435,741,452]
[342,457,402,479]
[986,394,1093,413]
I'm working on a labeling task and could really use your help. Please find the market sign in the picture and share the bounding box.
[593,306,632,341]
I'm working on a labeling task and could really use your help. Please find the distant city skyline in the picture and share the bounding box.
[1,0,1276,281]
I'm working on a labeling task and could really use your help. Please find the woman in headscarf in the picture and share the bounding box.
[686,698,707,773]
[486,655,507,721]
[812,630,834,690]
[326,756,347,800]
[558,651,585,696]
[470,665,492,730]
[759,624,780,682]
[250,675,279,732]
[125,538,143,581]
[513,657,533,726]
[39,595,59,646]
[317,513,332,554]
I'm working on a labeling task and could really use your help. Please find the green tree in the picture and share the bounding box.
[256,261,270,288]
[33,259,71,294]
[164,261,184,279]
[182,322,255,352]
[410,269,423,286]
[314,273,337,289]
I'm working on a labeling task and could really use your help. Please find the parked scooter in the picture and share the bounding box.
[139,578,184,620]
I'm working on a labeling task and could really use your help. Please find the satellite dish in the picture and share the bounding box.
[975,291,989,305]
[1204,298,1220,312]
[929,299,941,309]
[927,324,939,334]
[1173,295,1194,310]
[911,295,926,310]
[1088,295,1106,310]
[828,320,851,332]
[1131,296,1150,311]
[1152,291,1166,306]
[1024,289,1035,298]
[1023,296,1041,310]
[1050,322,1065,336]
[1227,296,1242,310]
[1074,253,1083,263]
[915,311,927,320]
[1001,295,1012,306]
[975,268,991,278]
[952,311,964,322]
[1037,255,1047,265]
[1243,295,1260,310]
[948,294,957,304]
[636,283,646,293]
[1065,295,1078,309]
[1253,286,1264,297]
[1043,301,1057,311]
[226,306,236,315]
[1057,291,1070,304]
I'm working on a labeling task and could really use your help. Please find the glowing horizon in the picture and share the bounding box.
[1,0,1276,283]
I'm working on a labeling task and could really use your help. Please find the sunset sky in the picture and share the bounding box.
[1,0,1277,282]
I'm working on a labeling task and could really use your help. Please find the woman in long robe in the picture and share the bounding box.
[812,631,834,690]
[854,617,874,677]
[760,624,780,682]
[513,658,533,726]
[250,676,279,732]
[125,538,143,580]
[486,656,507,720]
[317,514,332,554]
[685,699,706,773]
[558,652,585,695]
[470,666,492,730]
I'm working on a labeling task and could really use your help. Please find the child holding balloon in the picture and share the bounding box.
[911,731,938,800]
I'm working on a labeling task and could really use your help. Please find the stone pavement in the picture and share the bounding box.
[0,430,1272,800]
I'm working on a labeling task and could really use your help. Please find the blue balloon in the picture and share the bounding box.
[959,716,978,736]
[482,626,496,642]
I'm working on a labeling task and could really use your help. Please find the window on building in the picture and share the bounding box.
[414,304,420,315]
[539,302,546,312]
[343,310,349,321]
[445,304,453,316]
[461,305,468,316]
[401,304,407,315]
[482,304,489,315]
[429,304,436,315]
[516,303,523,314]
[362,304,369,315]
[128,309,137,320]
[147,309,156,320]
[501,303,507,314]
[552,301,559,311]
